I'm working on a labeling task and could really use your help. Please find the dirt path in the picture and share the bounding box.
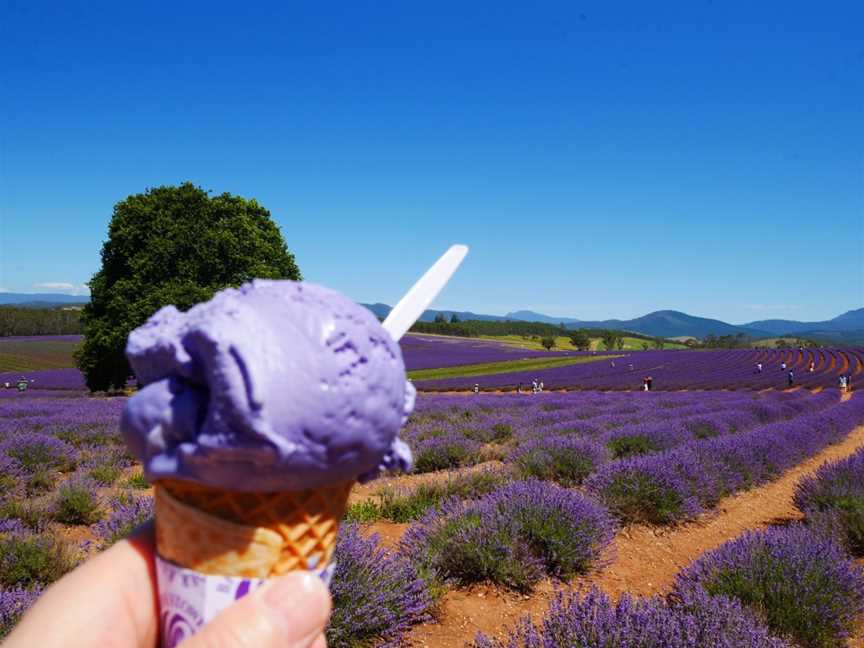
[406,421,864,647]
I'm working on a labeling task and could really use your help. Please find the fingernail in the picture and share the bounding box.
[261,572,329,638]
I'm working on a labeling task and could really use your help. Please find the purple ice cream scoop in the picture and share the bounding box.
[120,279,414,491]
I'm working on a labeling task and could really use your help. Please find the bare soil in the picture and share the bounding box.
[400,420,864,647]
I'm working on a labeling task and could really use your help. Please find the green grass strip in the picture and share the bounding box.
[408,355,617,381]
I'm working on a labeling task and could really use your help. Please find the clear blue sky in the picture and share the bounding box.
[1,1,862,324]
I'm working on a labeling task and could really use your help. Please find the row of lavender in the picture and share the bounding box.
[479,440,864,648]
[427,391,862,529]
[416,347,864,390]
[404,390,840,478]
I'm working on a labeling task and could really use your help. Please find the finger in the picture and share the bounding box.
[4,521,159,648]
[307,634,328,648]
[181,571,331,648]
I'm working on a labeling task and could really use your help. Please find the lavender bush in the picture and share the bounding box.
[0,455,23,496]
[473,587,790,648]
[93,495,153,547]
[51,476,102,525]
[401,480,614,592]
[0,587,43,639]
[347,469,511,523]
[0,432,76,474]
[673,525,864,648]
[0,498,49,531]
[509,436,608,486]
[0,531,79,589]
[585,457,701,524]
[327,523,431,648]
[413,434,482,473]
[795,446,864,554]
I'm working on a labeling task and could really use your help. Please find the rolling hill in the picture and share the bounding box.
[2,293,860,342]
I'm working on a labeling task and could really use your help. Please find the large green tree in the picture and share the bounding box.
[75,183,301,391]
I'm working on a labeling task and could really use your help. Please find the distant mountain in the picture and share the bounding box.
[505,310,581,325]
[0,292,89,308]
[568,310,772,339]
[2,291,859,342]
[744,308,864,335]
[502,307,864,341]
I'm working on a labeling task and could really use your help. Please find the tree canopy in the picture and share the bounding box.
[75,183,301,391]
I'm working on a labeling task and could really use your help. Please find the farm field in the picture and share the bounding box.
[482,333,688,351]
[0,335,81,373]
[2,381,864,646]
[417,346,864,391]
[399,333,583,370]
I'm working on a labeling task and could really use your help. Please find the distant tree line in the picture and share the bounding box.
[412,318,567,338]
[692,333,821,349]
[409,319,664,348]
[698,333,752,349]
[0,306,83,336]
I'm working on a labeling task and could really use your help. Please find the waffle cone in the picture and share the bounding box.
[154,479,353,579]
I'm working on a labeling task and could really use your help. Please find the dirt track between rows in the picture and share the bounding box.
[404,409,864,647]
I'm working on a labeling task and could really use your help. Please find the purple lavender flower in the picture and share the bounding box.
[0,531,79,589]
[0,587,43,639]
[472,587,790,648]
[413,434,482,473]
[795,446,864,554]
[0,432,76,474]
[584,453,703,524]
[51,475,102,525]
[401,480,614,592]
[0,455,24,496]
[0,519,26,536]
[327,523,432,647]
[509,435,609,486]
[93,496,153,547]
[673,524,864,648]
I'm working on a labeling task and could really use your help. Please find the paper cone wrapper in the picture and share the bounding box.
[153,479,352,648]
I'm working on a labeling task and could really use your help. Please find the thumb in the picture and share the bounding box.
[181,571,332,648]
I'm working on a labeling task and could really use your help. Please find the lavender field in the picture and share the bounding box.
[399,333,580,371]
[3,386,864,646]
[416,347,864,391]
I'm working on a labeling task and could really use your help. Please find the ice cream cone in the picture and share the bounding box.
[154,479,353,579]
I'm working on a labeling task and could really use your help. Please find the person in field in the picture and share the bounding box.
[787,370,794,387]
[647,376,653,391]
[473,383,479,394]
[809,360,815,372]
[538,380,544,392]
[848,373,853,393]
[781,361,787,371]
[840,376,847,393]
[756,363,763,373]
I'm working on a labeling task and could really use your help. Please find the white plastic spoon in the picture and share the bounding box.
[382,244,469,341]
